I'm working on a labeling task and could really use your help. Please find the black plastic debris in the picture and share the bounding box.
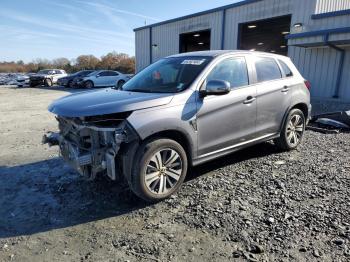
[307,110,350,133]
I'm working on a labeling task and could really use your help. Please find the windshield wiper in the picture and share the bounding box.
[126,89,155,93]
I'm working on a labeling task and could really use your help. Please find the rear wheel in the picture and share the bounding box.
[44,78,52,87]
[84,80,94,89]
[128,138,188,202]
[274,109,305,150]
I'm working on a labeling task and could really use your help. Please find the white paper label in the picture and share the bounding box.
[181,59,206,65]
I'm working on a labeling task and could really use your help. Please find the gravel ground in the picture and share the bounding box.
[0,86,350,262]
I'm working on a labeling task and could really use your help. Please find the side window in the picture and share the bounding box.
[55,70,62,74]
[278,60,293,77]
[255,57,282,82]
[109,71,119,76]
[207,57,249,89]
[99,71,109,76]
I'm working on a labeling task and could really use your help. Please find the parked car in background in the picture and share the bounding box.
[44,50,311,202]
[114,74,133,89]
[16,74,30,87]
[75,70,131,89]
[57,70,95,88]
[16,73,35,87]
[29,69,67,87]
[0,73,20,85]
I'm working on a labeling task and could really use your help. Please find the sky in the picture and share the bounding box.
[0,0,238,62]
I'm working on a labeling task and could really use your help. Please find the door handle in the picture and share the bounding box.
[243,96,256,104]
[281,86,290,93]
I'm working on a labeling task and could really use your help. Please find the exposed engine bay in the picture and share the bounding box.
[43,112,138,180]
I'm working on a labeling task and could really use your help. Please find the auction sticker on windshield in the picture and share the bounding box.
[181,59,206,65]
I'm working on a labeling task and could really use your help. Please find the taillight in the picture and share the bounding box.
[304,80,311,91]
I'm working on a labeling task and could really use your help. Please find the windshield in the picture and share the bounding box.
[86,71,99,77]
[80,70,94,76]
[38,70,51,75]
[121,56,212,93]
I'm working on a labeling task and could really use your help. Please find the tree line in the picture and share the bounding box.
[0,52,135,74]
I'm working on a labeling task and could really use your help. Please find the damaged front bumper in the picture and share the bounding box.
[43,116,137,180]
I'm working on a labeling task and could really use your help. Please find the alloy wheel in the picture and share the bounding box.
[286,114,304,146]
[144,148,182,195]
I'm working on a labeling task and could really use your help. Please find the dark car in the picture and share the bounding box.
[57,70,95,88]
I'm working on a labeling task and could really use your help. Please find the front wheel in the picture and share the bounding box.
[128,139,188,202]
[44,78,53,87]
[274,109,305,151]
[68,80,74,88]
[84,80,94,89]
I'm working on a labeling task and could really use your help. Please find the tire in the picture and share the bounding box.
[68,80,74,88]
[44,78,53,87]
[117,80,125,89]
[274,109,305,151]
[127,138,188,202]
[84,80,94,89]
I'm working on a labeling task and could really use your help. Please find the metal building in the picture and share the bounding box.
[134,0,350,106]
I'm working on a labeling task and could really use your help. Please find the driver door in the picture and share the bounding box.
[196,56,257,157]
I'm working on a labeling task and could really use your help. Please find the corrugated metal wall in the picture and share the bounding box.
[134,0,350,100]
[289,46,343,98]
[151,11,223,62]
[339,47,350,99]
[135,28,150,71]
[224,0,293,49]
[315,0,350,14]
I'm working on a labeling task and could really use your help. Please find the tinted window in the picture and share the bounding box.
[279,60,293,77]
[109,71,119,76]
[255,57,282,82]
[99,71,109,76]
[79,71,94,76]
[55,70,62,74]
[207,57,249,88]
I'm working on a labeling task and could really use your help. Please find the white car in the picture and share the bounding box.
[29,69,67,87]
[76,70,131,89]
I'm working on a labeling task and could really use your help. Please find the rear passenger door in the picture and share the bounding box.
[252,56,291,137]
[96,71,109,86]
[108,71,120,86]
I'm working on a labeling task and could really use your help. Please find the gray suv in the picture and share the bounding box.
[44,50,311,202]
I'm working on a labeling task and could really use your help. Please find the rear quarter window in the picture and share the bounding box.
[255,57,282,82]
[278,60,293,77]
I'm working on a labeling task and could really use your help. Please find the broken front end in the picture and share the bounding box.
[43,113,138,180]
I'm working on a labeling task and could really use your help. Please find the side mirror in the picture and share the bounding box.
[200,80,231,97]
[96,74,100,78]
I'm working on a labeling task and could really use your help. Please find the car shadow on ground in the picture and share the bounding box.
[0,142,280,239]
[187,141,280,181]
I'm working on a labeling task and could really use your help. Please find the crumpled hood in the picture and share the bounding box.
[48,88,174,117]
